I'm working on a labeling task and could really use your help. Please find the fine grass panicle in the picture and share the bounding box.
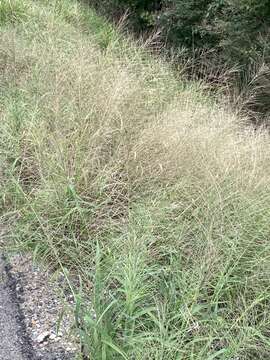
[1,0,270,359]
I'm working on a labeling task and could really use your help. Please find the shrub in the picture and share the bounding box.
[91,0,270,65]
[89,0,270,121]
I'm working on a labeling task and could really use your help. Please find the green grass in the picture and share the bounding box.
[1,0,270,359]
[0,0,28,24]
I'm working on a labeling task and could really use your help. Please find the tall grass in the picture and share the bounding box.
[0,0,28,24]
[1,0,270,359]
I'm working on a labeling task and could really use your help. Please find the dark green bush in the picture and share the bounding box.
[88,0,160,29]
[88,0,270,121]
[90,0,270,64]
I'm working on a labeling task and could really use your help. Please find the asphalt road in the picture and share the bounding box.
[0,256,34,360]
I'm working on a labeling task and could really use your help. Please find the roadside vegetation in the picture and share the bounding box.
[89,0,270,66]
[90,0,270,125]
[1,0,270,359]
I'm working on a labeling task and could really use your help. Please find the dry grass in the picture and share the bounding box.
[1,0,270,358]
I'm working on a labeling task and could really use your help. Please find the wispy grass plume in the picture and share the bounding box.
[1,1,270,359]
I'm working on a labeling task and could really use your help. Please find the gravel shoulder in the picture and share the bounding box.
[0,251,80,360]
[0,255,34,359]
[9,253,80,360]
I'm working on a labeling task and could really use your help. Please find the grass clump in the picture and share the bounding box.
[0,0,28,24]
[1,0,270,359]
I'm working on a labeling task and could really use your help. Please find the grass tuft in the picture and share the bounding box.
[0,0,28,24]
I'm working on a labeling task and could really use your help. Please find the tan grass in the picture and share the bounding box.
[2,10,270,205]
[2,2,270,358]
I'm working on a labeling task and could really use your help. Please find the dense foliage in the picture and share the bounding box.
[89,0,270,121]
[90,0,270,65]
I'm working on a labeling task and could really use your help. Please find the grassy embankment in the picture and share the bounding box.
[1,0,270,359]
